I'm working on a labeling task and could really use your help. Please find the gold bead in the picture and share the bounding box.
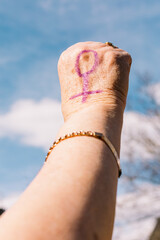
[49,146,53,150]
[88,131,93,136]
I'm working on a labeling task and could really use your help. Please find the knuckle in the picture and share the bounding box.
[127,53,132,65]
[105,50,119,63]
[122,53,132,67]
[58,48,70,65]
[121,51,132,64]
[107,50,132,66]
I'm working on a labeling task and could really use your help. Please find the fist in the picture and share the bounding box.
[58,41,132,120]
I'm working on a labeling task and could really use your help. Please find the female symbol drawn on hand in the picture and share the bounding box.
[70,50,103,103]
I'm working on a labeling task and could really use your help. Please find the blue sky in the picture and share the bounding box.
[0,0,160,198]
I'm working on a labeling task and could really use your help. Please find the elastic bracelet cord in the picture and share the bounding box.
[45,131,122,178]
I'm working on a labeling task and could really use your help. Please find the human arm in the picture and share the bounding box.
[0,41,132,240]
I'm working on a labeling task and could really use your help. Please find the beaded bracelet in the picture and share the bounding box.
[45,131,122,178]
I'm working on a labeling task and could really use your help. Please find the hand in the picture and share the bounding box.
[58,41,132,120]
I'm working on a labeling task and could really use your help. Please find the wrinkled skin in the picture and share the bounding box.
[58,41,132,120]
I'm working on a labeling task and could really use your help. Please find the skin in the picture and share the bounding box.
[58,41,131,120]
[70,49,102,102]
[0,41,131,240]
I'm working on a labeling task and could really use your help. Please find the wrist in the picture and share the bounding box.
[57,103,124,156]
[62,95,126,122]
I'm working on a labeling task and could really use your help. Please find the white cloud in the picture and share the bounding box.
[0,57,14,65]
[113,183,160,240]
[39,0,53,11]
[147,82,160,105]
[121,111,160,161]
[0,52,21,66]
[85,0,160,30]
[38,0,160,21]
[0,98,159,161]
[39,0,78,14]
[0,97,159,240]
[0,99,63,150]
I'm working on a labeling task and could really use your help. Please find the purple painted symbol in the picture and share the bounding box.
[70,50,102,103]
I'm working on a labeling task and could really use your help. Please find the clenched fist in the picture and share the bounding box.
[58,41,132,120]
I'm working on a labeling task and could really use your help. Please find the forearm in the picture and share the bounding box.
[0,104,123,240]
